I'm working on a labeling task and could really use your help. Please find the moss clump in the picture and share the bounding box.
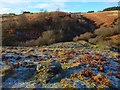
[60,79,77,89]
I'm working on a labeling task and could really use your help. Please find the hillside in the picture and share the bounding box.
[83,11,119,27]
[74,11,120,49]
[2,12,95,46]
[2,10,119,47]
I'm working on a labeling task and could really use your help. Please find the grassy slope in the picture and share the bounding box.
[82,10,119,27]
[2,11,119,47]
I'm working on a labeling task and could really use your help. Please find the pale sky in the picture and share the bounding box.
[0,0,119,14]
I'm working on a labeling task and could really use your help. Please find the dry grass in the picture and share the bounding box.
[109,34,120,41]
[2,11,118,27]
[2,12,68,24]
[83,11,119,27]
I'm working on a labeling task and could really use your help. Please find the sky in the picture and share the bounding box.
[0,0,119,14]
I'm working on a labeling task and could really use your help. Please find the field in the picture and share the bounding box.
[1,41,120,89]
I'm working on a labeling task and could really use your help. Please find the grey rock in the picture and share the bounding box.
[47,61,63,75]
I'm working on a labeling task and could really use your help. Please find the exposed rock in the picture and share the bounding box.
[36,61,64,83]
[47,61,63,75]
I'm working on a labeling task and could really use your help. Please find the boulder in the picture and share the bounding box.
[47,61,63,75]
[36,61,63,83]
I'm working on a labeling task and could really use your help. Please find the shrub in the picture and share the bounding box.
[22,30,63,46]
[2,34,19,46]
[94,25,119,38]
[103,6,120,11]
[22,11,31,14]
[79,32,95,41]
[87,11,94,13]
[20,40,38,46]
[73,32,95,41]
[73,36,79,42]
[2,16,17,30]
[38,30,56,45]
[88,36,104,44]
[17,14,29,31]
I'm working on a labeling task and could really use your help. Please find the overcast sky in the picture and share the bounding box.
[0,0,119,14]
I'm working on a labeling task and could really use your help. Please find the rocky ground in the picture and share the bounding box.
[0,41,120,89]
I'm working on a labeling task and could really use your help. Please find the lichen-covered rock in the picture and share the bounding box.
[35,61,64,84]
[47,61,63,75]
